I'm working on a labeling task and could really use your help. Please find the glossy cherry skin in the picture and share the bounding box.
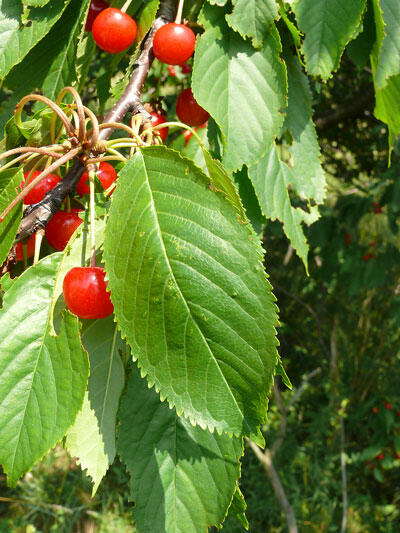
[147,112,168,142]
[45,209,83,251]
[15,234,36,262]
[176,88,209,127]
[85,0,109,32]
[76,162,117,196]
[92,8,137,54]
[63,266,114,319]
[180,62,192,74]
[22,171,61,205]
[153,23,196,65]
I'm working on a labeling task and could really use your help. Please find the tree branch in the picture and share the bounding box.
[12,0,177,246]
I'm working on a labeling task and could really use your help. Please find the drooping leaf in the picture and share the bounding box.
[0,168,23,267]
[104,147,279,442]
[0,254,89,486]
[118,366,243,533]
[192,4,287,171]
[0,0,72,80]
[373,0,400,89]
[233,166,265,235]
[226,487,249,530]
[66,318,125,494]
[226,0,278,48]
[370,0,400,151]
[292,0,366,79]
[249,144,319,268]
[282,52,326,204]
[5,0,91,103]
[135,0,160,44]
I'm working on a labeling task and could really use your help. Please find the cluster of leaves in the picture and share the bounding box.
[0,0,399,532]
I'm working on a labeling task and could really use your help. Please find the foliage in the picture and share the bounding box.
[0,0,399,532]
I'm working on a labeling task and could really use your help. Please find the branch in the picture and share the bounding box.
[247,440,298,533]
[13,0,177,245]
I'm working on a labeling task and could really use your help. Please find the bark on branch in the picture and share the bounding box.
[13,0,177,245]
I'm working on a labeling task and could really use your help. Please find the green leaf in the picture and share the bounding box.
[0,168,23,267]
[249,145,320,268]
[283,52,326,204]
[5,0,90,103]
[292,0,366,79]
[135,0,160,44]
[370,0,400,151]
[0,254,89,486]
[118,366,243,533]
[374,0,400,89]
[66,318,125,495]
[104,147,279,441]
[0,0,72,80]
[233,167,265,235]
[226,0,278,48]
[227,487,249,530]
[22,0,50,6]
[193,4,287,171]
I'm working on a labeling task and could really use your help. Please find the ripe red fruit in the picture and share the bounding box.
[176,88,209,127]
[76,162,117,196]
[63,266,114,319]
[45,209,83,251]
[85,0,109,32]
[372,406,379,414]
[92,8,137,54]
[146,112,168,142]
[397,410,400,417]
[395,452,400,459]
[377,453,384,460]
[180,62,192,74]
[373,202,383,214]
[345,232,351,245]
[385,402,392,410]
[168,65,177,77]
[362,253,373,261]
[153,23,196,65]
[15,234,36,262]
[22,171,60,205]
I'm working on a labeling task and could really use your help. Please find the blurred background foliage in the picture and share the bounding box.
[1,30,400,533]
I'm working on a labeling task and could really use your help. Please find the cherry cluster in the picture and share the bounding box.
[10,0,211,321]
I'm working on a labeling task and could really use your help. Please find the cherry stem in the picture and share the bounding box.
[175,0,184,24]
[0,146,63,165]
[151,121,204,146]
[121,0,134,13]
[99,122,143,144]
[65,195,71,213]
[33,230,44,266]
[88,167,97,267]
[56,86,86,143]
[0,147,81,222]
[15,94,74,138]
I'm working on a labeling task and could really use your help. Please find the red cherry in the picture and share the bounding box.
[153,23,196,65]
[377,453,384,460]
[395,452,400,459]
[176,88,209,127]
[372,406,379,414]
[180,62,192,74]
[15,234,36,262]
[45,209,83,251]
[63,266,114,319]
[385,402,392,410]
[85,0,109,32]
[168,65,177,77]
[362,253,373,261]
[183,129,193,145]
[397,410,400,417]
[92,8,137,54]
[373,202,383,214]
[22,171,60,205]
[344,233,351,245]
[76,162,117,196]
[146,112,168,142]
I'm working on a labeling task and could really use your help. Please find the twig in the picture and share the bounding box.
[248,369,320,533]
[247,440,298,533]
